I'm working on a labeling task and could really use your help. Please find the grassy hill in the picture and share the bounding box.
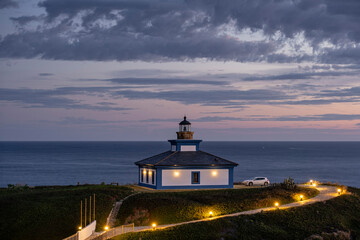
[0,184,133,240]
[113,187,360,240]
[117,185,318,226]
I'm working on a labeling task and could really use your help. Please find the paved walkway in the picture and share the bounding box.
[132,185,341,232]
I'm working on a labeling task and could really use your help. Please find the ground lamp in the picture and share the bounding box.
[300,195,304,201]
[274,202,279,209]
[209,211,213,217]
[78,226,82,230]
[104,226,109,231]
[312,183,317,187]
[152,223,157,230]
[337,188,342,195]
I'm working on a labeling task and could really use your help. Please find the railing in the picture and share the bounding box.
[63,232,78,240]
[91,223,135,240]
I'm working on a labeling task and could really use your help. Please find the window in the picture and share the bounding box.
[191,171,200,184]
[146,170,149,183]
[151,171,155,184]
[141,169,145,182]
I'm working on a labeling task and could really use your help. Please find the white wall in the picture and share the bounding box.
[180,145,196,151]
[162,169,228,186]
[78,221,96,240]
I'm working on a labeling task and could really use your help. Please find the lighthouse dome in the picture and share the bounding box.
[179,116,191,125]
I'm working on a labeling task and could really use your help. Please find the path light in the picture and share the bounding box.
[274,202,279,208]
[300,195,304,201]
[104,226,109,231]
[337,188,341,195]
[152,223,157,230]
[310,179,313,183]
[78,226,82,230]
[209,211,213,217]
[312,183,317,187]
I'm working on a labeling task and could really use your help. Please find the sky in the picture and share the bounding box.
[0,0,359,141]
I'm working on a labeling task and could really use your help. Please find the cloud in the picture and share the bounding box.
[144,114,360,123]
[243,70,359,81]
[101,77,228,86]
[0,0,18,9]
[57,117,121,125]
[113,88,293,106]
[318,86,360,97]
[0,87,132,111]
[0,0,359,63]
[38,73,54,76]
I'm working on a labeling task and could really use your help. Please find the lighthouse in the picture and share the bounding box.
[135,117,238,190]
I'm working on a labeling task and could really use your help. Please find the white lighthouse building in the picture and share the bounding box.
[135,117,238,190]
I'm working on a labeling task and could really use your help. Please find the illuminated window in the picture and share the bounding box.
[174,171,180,177]
[192,172,200,184]
[141,169,145,182]
[212,171,217,176]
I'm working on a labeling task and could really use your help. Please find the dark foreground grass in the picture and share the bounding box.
[117,186,318,226]
[0,185,133,240]
[114,187,360,240]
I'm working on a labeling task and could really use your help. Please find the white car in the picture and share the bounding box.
[243,177,270,186]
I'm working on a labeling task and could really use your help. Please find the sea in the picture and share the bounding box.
[0,141,359,188]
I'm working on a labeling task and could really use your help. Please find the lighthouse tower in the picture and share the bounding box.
[169,116,202,152]
[177,116,193,139]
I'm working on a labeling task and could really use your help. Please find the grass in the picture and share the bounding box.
[0,184,133,240]
[114,187,360,240]
[117,186,318,226]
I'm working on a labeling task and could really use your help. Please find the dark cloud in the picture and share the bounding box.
[318,86,360,97]
[113,89,293,106]
[243,70,359,81]
[144,114,360,123]
[58,117,121,125]
[38,73,54,76]
[102,77,228,86]
[0,87,132,111]
[0,0,359,63]
[0,0,18,9]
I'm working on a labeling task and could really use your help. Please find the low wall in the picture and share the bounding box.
[78,221,96,240]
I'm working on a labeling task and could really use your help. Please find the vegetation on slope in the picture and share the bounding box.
[117,186,318,226]
[0,184,133,240]
[114,187,360,240]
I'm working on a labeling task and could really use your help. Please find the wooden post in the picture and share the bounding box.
[93,194,95,221]
[80,200,82,229]
[89,196,91,224]
[85,198,87,226]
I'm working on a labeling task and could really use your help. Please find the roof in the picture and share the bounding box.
[179,116,191,125]
[135,150,238,167]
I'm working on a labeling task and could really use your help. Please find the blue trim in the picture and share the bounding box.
[155,185,233,190]
[156,168,162,189]
[168,139,202,151]
[138,182,157,189]
[191,171,200,184]
[229,168,234,188]
[156,166,233,169]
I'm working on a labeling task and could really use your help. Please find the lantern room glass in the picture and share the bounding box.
[179,124,191,132]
